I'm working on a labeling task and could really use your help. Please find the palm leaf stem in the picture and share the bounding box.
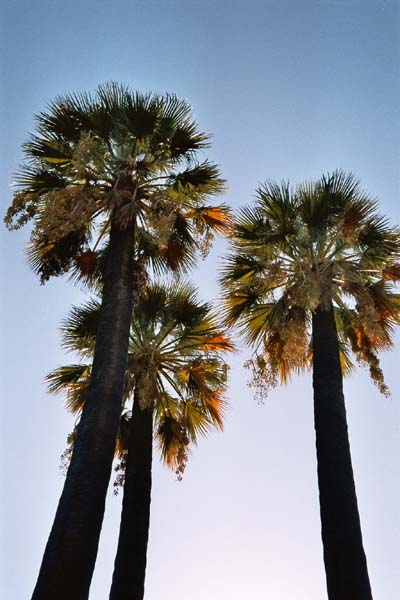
[92,217,111,253]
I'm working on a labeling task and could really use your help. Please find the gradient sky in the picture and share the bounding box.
[1,1,399,599]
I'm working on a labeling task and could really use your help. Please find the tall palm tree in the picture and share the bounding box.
[221,171,400,600]
[47,281,233,600]
[4,83,229,599]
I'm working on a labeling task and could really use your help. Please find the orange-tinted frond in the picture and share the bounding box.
[156,416,188,470]
[203,392,226,430]
[278,359,291,384]
[201,333,235,352]
[177,362,210,393]
[339,348,354,377]
[186,205,233,235]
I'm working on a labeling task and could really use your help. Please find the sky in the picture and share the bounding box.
[1,1,399,598]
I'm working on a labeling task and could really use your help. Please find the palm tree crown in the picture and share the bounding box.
[47,281,233,476]
[5,82,230,282]
[222,170,400,396]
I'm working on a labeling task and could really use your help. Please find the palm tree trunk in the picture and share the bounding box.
[32,220,137,600]
[312,304,373,600]
[109,383,153,600]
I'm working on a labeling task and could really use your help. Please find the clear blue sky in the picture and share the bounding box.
[1,1,399,599]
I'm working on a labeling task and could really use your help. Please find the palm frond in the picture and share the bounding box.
[184,204,233,235]
[26,228,90,283]
[122,90,160,140]
[195,392,227,431]
[61,299,100,354]
[45,364,90,414]
[358,217,400,266]
[200,332,235,353]
[169,161,226,196]
[157,211,197,272]
[155,415,189,469]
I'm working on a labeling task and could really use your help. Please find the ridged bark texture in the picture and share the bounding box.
[32,221,136,600]
[312,304,372,600]
[109,386,153,600]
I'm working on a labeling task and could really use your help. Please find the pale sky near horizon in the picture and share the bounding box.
[1,1,399,599]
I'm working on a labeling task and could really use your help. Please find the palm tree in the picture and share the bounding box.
[4,83,229,599]
[221,171,400,600]
[47,281,233,600]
